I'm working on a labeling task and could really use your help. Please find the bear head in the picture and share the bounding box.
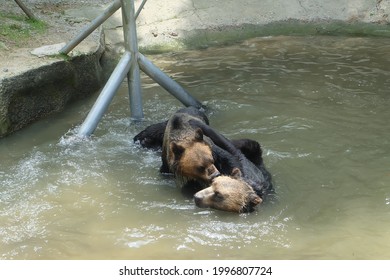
[194,168,262,213]
[170,128,220,183]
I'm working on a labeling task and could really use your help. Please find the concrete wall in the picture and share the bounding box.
[102,0,389,53]
[0,50,105,137]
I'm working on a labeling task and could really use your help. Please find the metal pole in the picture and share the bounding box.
[14,0,36,20]
[60,0,121,55]
[138,53,202,108]
[121,0,143,120]
[135,0,148,18]
[77,52,132,137]
[60,0,147,55]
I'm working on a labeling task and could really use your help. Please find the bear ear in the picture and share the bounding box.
[231,167,242,179]
[171,142,185,159]
[194,128,204,142]
[171,115,183,130]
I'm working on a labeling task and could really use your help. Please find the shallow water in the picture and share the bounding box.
[1,36,390,259]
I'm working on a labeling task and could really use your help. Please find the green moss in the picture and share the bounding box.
[0,12,47,47]
[27,18,47,33]
[51,53,71,61]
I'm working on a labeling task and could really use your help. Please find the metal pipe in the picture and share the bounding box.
[60,0,121,55]
[77,52,132,137]
[14,0,36,20]
[138,53,202,108]
[60,0,146,55]
[135,0,148,19]
[121,0,143,120]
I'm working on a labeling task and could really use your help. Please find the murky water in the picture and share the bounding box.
[1,36,390,259]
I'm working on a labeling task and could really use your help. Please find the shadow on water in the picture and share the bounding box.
[1,36,390,259]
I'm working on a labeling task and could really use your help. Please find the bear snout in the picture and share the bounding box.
[194,193,203,207]
[194,187,212,208]
[208,166,220,180]
[194,192,209,208]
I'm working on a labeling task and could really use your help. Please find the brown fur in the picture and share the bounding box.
[162,112,220,189]
[194,168,262,213]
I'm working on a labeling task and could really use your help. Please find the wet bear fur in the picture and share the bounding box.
[160,107,220,192]
[194,168,262,213]
[133,120,168,149]
[134,107,274,211]
[188,118,273,212]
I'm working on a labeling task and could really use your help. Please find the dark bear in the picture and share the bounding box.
[188,118,273,212]
[134,107,273,211]
[160,107,220,191]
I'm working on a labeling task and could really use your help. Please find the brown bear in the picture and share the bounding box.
[189,119,273,198]
[194,168,262,213]
[160,107,220,191]
[134,106,274,211]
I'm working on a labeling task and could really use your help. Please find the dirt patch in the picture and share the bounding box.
[0,0,110,78]
[0,12,47,49]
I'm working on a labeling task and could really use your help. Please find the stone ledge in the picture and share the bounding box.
[0,29,105,137]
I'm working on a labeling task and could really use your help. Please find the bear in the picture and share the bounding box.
[133,107,264,194]
[187,118,274,212]
[194,168,263,213]
[160,107,220,192]
[134,106,274,212]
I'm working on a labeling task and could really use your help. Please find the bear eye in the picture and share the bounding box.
[197,166,206,174]
[213,191,224,202]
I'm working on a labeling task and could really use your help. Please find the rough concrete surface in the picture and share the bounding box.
[95,0,390,53]
[0,0,389,137]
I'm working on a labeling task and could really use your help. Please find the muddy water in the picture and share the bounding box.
[1,36,390,259]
